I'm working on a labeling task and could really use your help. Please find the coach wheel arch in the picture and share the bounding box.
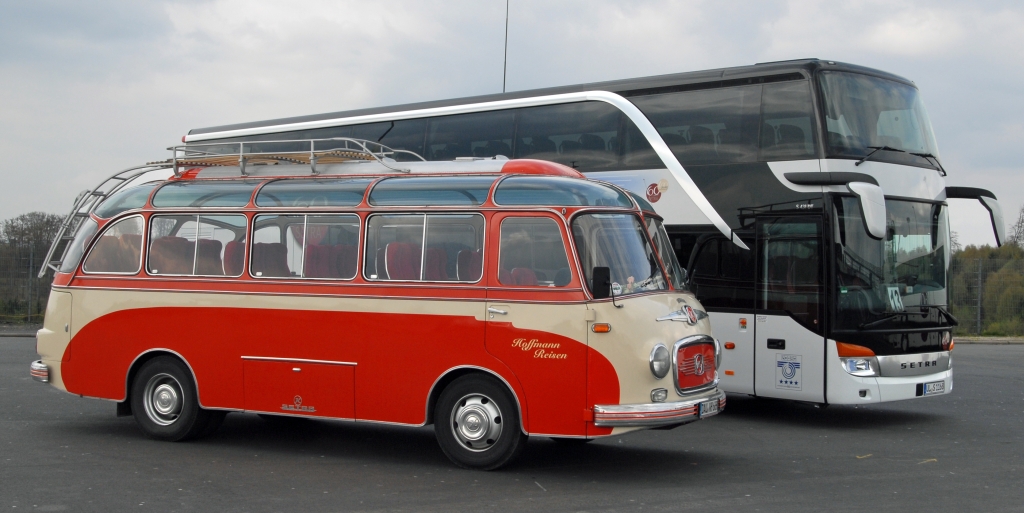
[425,367,527,434]
[122,350,204,415]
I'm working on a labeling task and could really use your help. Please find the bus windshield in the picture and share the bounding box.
[833,196,950,330]
[573,213,668,297]
[819,71,940,169]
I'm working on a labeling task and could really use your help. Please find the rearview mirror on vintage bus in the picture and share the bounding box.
[592,266,612,299]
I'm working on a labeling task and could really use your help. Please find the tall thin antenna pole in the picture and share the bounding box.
[502,0,509,93]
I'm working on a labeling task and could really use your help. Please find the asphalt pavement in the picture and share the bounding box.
[1,337,1021,512]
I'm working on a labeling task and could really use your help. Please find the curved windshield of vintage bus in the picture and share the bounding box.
[645,217,688,291]
[573,213,667,297]
[833,196,950,330]
[819,71,940,170]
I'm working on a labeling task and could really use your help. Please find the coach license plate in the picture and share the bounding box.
[699,399,719,417]
[923,380,945,396]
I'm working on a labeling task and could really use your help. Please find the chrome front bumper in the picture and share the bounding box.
[30,360,49,383]
[593,389,726,427]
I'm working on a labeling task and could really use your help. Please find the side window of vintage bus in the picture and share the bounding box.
[498,217,572,287]
[759,81,817,160]
[628,85,762,167]
[82,215,144,274]
[513,102,622,171]
[426,111,515,160]
[148,214,247,276]
[364,214,484,282]
[251,214,360,279]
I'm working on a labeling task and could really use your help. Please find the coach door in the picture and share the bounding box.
[753,216,826,402]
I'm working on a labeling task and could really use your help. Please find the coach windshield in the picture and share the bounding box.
[573,213,667,297]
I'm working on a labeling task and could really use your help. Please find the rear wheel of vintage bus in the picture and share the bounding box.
[434,375,527,470]
[130,356,219,442]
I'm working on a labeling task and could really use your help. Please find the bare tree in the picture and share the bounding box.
[1008,203,1024,248]
[0,212,63,247]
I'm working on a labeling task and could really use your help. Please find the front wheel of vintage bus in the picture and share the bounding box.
[130,356,216,442]
[434,375,527,470]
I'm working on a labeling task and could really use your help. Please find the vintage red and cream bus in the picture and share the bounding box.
[31,140,724,469]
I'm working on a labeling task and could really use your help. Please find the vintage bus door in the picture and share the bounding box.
[753,216,826,402]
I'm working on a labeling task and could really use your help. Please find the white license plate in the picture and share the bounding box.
[923,380,945,395]
[699,399,720,417]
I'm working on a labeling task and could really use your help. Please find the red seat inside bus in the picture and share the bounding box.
[385,242,421,281]
[224,241,245,276]
[149,236,193,275]
[195,239,223,275]
[303,244,358,279]
[423,248,448,281]
[456,250,482,281]
[251,242,290,277]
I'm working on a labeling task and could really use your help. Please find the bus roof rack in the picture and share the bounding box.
[153,137,426,177]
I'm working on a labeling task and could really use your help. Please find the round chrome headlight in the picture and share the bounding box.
[650,344,670,379]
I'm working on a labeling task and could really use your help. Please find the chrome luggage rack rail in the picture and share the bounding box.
[154,137,426,177]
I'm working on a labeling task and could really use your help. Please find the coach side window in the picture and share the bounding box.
[148,214,247,276]
[498,217,572,287]
[364,213,485,282]
[251,214,360,279]
[82,215,144,274]
[514,102,622,171]
[759,81,817,160]
[426,111,515,160]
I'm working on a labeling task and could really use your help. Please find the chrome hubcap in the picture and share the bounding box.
[143,373,183,426]
[450,393,502,452]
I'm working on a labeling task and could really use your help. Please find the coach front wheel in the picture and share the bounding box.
[434,375,527,470]
[130,356,214,441]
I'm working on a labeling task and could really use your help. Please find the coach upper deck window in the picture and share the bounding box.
[151,180,259,208]
[364,213,484,282]
[82,215,144,274]
[255,178,373,208]
[494,176,632,207]
[147,214,247,276]
[368,176,495,207]
[251,214,360,279]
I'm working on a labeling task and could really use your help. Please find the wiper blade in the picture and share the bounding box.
[855,145,904,167]
[909,152,947,176]
[858,313,905,330]
[922,305,959,326]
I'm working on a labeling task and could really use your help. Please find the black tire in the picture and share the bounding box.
[130,356,212,442]
[434,374,527,470]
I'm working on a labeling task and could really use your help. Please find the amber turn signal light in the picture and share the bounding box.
[591,323,611,333]
[836,342,875,357]
[724,342,736,350]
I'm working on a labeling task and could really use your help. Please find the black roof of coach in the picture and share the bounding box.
[187,59,914,137]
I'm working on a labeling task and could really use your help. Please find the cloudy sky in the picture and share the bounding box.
[1,0,1021,246]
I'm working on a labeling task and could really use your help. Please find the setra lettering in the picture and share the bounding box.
[900,361,937,369]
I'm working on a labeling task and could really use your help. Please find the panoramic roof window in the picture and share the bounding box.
[152,180,260,208]
[368,176,495,206]
[256,178,373,207]
[94,182,159,218]
[494,176,632,207]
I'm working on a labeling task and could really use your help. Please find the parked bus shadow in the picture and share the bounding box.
[718,394,943,429]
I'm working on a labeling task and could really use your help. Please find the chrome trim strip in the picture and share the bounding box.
[875,351,950,377]
[671,335,720,396]
[185,91,739,247]
[240,356,357,366]
[594,390,725,427]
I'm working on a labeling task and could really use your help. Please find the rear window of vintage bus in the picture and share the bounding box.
[368,176,495,206]
[255,178,374,207]
[493,176,632,207]
[151,180,260,208]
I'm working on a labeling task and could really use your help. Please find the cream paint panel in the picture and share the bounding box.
[70,287,488,335]
[484,301,588,344]
[588,292,713,405]
[36,289,72,391]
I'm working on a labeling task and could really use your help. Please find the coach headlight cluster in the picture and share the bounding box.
[649,344,670,379]
[837,341,878,377]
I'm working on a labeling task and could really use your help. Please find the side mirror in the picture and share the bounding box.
[592,266,611,299]
[946,187,1004,246]
[847,182,887,239]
